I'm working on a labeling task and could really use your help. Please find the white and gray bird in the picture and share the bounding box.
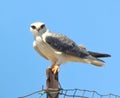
[30,22,111,74]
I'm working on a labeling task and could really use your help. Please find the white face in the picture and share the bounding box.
[30,22,46,36]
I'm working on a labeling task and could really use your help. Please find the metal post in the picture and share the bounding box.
[46,68,59,98]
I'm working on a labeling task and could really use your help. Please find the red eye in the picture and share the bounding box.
[31,25,36,29]
[41,24,45,29]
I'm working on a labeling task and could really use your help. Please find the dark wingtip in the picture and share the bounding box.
[96,53,111,58]
[102,53,111,57]
[106,54,111,57]
[88,51,111,58]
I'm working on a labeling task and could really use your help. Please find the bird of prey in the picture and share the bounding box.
[30,22,111,74]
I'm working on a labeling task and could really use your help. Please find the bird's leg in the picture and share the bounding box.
[51,64,60,74]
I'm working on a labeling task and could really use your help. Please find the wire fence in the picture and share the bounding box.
[19,88,120,98]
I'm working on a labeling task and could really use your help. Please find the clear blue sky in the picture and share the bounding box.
[0,0,120,98]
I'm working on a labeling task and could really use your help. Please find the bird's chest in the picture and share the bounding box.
[35,36,57,60]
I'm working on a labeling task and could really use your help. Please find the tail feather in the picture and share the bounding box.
[86,51,111,66]
[78,45,111,66]
[85,55,105,66]
[88,51,111,58]
[90,60,104,66]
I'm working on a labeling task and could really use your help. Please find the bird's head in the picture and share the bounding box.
[30,22,47,36]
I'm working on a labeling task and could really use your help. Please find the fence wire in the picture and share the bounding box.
[19,88,120,98]
[60,89,120,98]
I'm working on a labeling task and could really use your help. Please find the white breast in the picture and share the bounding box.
[34,36,57,62]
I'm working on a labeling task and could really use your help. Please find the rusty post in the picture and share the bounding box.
[46,68,59,98]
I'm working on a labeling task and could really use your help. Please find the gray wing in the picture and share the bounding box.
[45,33,89,58]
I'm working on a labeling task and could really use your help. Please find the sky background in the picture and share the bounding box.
[0,0,120,98]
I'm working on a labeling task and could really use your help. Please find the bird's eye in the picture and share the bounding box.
[41,24,45,29]
[31,25,36,29]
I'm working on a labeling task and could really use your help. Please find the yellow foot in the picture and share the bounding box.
[51,65,60,74]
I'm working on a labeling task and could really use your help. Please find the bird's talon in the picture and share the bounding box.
[51,65,60,74]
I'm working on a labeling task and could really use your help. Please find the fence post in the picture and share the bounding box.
[46,68,59,98]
